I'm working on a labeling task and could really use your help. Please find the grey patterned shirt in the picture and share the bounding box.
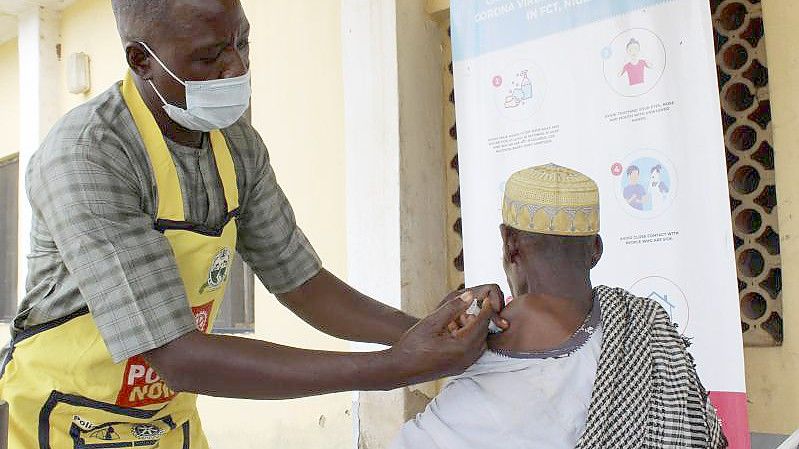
[15,82,321,363]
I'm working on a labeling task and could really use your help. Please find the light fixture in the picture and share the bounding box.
[67,52,91,94]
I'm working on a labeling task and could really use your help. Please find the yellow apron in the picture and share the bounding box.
[0,72,239,448]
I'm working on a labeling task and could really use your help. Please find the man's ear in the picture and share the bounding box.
[125,42,153,79]
[590,235,604,268]
[500,224,521,265]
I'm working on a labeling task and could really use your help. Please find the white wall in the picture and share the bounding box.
[195,0,354,447]
[58,0,124,113]
[0,38,19,158]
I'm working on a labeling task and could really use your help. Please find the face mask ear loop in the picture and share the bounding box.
[147,80,171,107]
[137,41,187,87]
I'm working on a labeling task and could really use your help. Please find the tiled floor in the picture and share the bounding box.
[752,432,791,449]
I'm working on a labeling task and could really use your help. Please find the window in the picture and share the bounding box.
[0,154,18,321]
[212,107,255,334]
[212,255,255,334]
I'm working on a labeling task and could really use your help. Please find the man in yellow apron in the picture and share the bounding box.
[0,1,507,447]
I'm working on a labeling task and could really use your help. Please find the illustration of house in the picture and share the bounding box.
[647,291,676,319]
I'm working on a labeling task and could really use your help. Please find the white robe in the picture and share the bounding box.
[391,327,603,449]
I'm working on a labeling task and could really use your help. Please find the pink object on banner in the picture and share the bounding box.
[709,391,750,449]
[623,60,647,85]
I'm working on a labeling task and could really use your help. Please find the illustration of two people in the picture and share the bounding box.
[623,164,669,211]
[619,38,652,86]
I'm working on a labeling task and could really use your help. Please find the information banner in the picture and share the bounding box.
[451,1,749,446]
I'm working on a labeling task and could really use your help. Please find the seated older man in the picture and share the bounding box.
[391,164,727,449]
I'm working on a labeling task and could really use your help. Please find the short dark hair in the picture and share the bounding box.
[508,227,596,260]
[111,0,171,40]
[651,164,663,174]
[627,38,640,49]
[627,165,640,176]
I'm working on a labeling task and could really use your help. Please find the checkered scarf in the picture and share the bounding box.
[577,286,728,449]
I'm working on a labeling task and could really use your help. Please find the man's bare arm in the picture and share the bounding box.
[277,270,508,346]
[276,269,418,345]
[143,295,495,399]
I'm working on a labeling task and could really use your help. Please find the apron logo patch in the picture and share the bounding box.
[89,426,121,441]
[131,423,166,440]
[75,419,173,446]
[116,356,177,407]
[192,301,214,333]
[72,415,97,432]
[200,248,231,294]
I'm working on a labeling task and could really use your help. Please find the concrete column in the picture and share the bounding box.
[17,6,60,299]
[342,0,448,447]
[342,2,404,447]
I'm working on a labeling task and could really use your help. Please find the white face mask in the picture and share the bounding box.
[138,41,251,132]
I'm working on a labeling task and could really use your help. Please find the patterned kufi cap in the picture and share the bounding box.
[502,163,600,236]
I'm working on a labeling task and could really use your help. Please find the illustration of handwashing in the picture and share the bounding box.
[503,70,533,108]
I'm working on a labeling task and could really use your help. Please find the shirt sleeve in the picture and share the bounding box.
[623,186,632,199]
[234,129,322,294]
[27,141,197,363]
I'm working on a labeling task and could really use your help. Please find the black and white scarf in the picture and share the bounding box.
[577,286,728,449]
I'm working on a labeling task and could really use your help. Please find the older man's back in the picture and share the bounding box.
[392,302,602,449]
[391,164,727,449]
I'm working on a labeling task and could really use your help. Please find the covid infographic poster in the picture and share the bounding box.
[451,1,749,446]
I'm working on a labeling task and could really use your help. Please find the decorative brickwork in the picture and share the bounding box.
[713,0,782,345]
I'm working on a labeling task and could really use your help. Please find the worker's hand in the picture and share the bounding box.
[389,292,496,384]
[439,284,509,334]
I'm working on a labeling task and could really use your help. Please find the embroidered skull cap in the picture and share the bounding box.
[502,163,600,236]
